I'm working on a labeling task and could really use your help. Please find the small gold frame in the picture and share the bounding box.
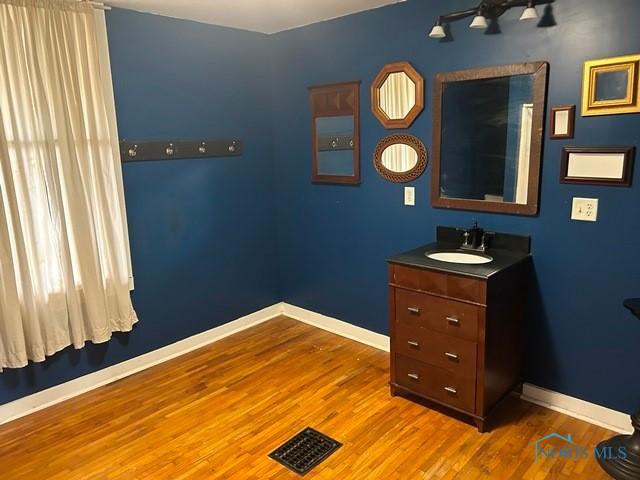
[582,54,640,116]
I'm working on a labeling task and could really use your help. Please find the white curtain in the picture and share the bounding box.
[0,0,137,371]
[379,72,415,120]
[514,104,534,205]
[381,144,418,173]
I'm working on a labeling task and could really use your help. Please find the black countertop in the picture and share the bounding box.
[388,242,531,279]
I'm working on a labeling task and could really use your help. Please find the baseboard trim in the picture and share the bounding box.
[281,304,631,434]
[1,302,631,435]
[521,383,632,434]
[281,303,390,352]
[0,303,284,426]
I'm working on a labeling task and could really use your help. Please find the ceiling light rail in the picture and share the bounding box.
[428,0,551,39]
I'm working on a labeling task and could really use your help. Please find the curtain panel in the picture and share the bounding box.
[0,0,137,370]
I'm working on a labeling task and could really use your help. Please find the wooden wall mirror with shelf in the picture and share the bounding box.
[309,81,360,185]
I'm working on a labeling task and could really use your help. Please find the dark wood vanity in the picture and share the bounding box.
[388,228,531,432]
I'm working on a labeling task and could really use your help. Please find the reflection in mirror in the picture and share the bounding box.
[379,72,416,120]
[316,116,355,176]
[381,144,418,172]
[371,62,424,129]
[594,70,629,101]
[432,62,548,215]
[374,134,427,183]
[441,74,534,204]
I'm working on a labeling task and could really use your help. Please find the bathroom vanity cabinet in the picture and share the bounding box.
[388,233,531,432]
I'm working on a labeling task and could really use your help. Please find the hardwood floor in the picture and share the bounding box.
[0,316,613,479]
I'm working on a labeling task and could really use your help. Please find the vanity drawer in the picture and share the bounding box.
[395,354,476,413]
[395,289,480,341]
[393,325,477,379]
[391,265,486,304]
[392,265,446,296]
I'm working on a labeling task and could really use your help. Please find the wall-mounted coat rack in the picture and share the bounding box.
[120,138,242,162]
[317,135,354,152]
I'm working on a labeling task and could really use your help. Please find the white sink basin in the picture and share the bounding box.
[426,251,493,265]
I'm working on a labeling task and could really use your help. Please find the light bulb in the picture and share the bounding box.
[469,14,488,29]
[429,24,446,38]
[520,6,538,20]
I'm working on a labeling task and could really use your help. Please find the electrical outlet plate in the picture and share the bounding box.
[571,197,598,222]
[404,187,415,206]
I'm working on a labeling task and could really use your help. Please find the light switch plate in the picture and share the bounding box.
[404,187,415,206]
[571,197,598,222]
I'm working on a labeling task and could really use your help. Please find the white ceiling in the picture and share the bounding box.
[106,0,405,34]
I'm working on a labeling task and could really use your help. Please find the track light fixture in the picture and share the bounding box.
[427,0,552,40]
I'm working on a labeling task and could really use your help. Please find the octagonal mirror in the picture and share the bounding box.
[374,134,427,183]
[371,62,424,129]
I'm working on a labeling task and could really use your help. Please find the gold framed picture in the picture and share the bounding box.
[581,54,640,116]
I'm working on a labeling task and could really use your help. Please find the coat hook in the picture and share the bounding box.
[121,138,241,162]
[128,144,138,158]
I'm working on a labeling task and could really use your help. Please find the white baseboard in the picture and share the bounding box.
[521,383,632,434]
[282,303,390,352]
[281,304,631,434]
[0,303,283,426]
[1,302,632,436]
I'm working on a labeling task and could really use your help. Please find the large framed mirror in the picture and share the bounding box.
[371,62,424,129]
[309,81,360,185]
[374,134,427,183]
[432,62,549,215]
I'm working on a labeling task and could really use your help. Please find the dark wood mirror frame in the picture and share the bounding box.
[309,81,360,185]
[374,134,428,183]
[371,62,424,129]
[431,62,549,216]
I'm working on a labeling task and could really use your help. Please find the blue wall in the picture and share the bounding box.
[0,10,279,404]
[3,0,640,416]
[271,0,640,413]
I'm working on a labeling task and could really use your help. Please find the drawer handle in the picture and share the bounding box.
[407,307,421,314]
[445,352,459,361]
[407,373,419,381]
[407,340,420,348]
[446,316,460,325]
[444,386,457,394]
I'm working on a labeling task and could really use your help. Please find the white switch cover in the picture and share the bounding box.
[404,187,415,206]
[571,197,598,222]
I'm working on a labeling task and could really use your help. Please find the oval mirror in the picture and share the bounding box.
[374,134,427,183]
[371,61,424,129]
